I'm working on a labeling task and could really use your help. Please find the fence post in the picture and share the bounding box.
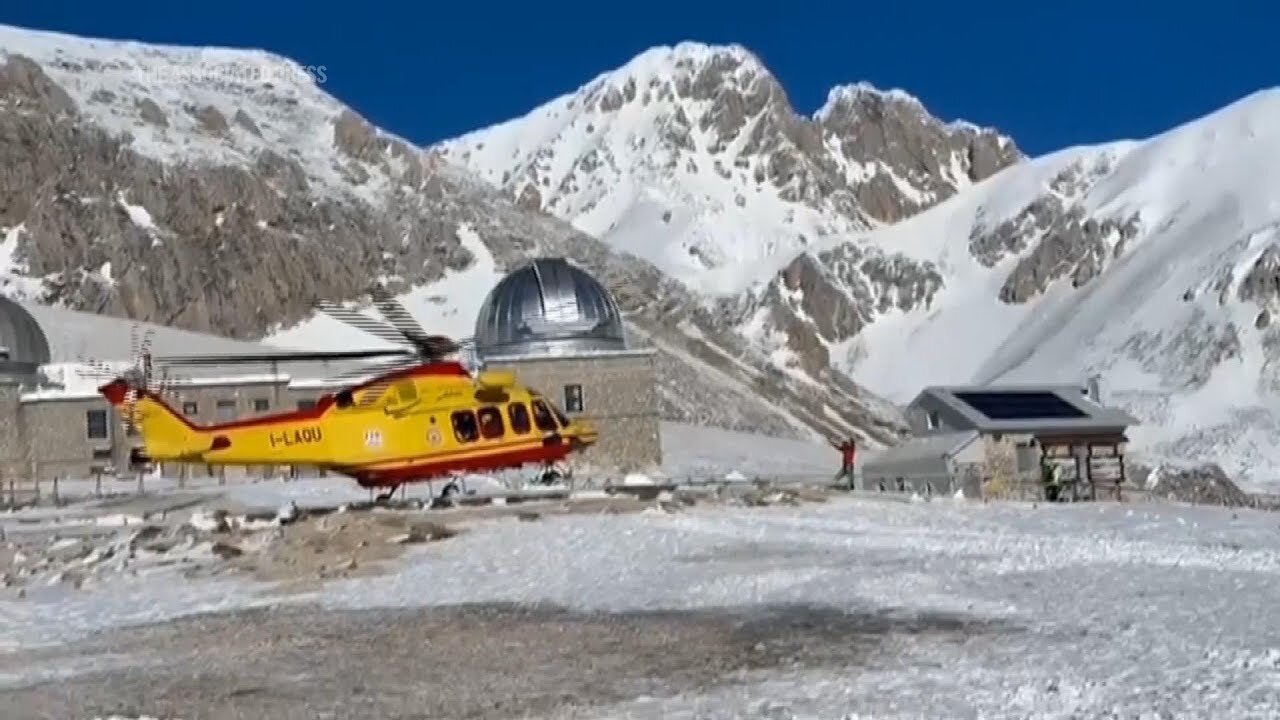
[52,476,59,505]
[94,470,102,498]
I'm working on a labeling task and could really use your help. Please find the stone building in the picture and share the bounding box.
[473,257,662,474]
[859,384,1139,500]
[0,256,662,488]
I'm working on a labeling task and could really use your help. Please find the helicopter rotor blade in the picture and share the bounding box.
[367,285,460,360]
[315,300,413,348]
[368,285,430,343]
[151,348,417,366]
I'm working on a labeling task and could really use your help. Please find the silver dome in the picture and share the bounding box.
[474,257,627,358]
[0,295,51,378]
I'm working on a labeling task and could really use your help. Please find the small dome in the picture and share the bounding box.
[474,257,627,358]
[0,296,51,377]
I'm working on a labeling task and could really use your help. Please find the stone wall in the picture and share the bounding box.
[4,378,301,485]
[17,395,127,482]
[0,382,24,482]
[482,351,663,475]
[979,433,1041,500]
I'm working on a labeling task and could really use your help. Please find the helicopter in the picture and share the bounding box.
[90,289,599,502]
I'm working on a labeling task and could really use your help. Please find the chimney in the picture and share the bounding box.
[1085,374,1102,403]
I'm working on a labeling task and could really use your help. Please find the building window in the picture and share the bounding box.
[563,384,584,413]
[215,399,237,421]
[182,401,199,416]
[252,398,270,412]
[86,409,109,440]
[508,402,532,434]
[926,411,940,430]
[297,399,317,411]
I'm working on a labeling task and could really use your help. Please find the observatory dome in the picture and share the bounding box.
[474,257,627,358]
[0,296,52,378]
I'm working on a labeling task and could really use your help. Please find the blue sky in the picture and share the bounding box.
[3,1,1275,155]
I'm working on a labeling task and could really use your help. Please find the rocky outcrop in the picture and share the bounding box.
[818,84,1021,221]
[1145,462,1253,506]
[0,54,472,337]
[964,157,1143,303]
[734,242,945,374]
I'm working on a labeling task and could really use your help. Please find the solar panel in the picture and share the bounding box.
[952,391,1088,421]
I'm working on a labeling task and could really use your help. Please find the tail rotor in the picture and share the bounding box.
[76,323,157,435]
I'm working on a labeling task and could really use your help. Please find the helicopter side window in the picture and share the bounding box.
[477,406,505,440]
[451,410,479,443]
[530,399,558,432]
[507,403,532,435]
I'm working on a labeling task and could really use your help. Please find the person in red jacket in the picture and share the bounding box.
[831,437,857,488]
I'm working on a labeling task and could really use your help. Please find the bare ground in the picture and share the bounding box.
[0,601,1016,720]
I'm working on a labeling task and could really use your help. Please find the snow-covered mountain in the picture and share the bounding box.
[0,24,908,448]
[437,43,1020,295]
[437,46,1280,487]
[829,88,1280,488]
[7,24,1280,485]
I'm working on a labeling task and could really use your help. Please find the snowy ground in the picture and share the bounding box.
[4,491,1280,718]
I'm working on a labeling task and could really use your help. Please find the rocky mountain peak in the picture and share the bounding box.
[816,81,1022,222]
[438,43,1023,294]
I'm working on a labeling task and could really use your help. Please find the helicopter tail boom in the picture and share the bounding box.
[99,378,336,465]
[99,378,206,461]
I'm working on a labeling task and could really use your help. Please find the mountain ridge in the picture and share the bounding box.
[6,22,1280,484]
[436,42,1280,487]
[0,23,909,453]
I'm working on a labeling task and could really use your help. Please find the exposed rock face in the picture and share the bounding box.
[442,46,1020,236]
[964,156,1145,304]
[0,40,907,447]
[0,54,471,336]
[817,84,1021,222]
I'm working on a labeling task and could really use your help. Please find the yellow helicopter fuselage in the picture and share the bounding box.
[98,361,597,487]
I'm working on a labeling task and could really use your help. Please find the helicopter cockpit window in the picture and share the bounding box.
[451,410,479,443]
[551,404,571,427]
[507,403,532,434]
[477,406,505,440]
[530,399,558,432]
[335,390,355,409]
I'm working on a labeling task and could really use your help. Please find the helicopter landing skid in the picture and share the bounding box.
[373,485,401,503]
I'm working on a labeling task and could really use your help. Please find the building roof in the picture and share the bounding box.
[861,430,980,477]
[473,257,627,359]
[911,384,1140,434]
[17,300,379,385]
[0,295,51,377]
